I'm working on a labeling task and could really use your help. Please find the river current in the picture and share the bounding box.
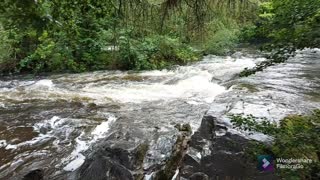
[0,49,319,179]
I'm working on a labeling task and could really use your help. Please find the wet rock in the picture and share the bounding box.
[174,123,192,134]
[143,135,178,172]
[69,101,84,108]
[87,103,97,110]
[78,153,133,180]
[22,169,43,180]
[154,132,191,180]
[39,126,48,134]
[197,115,215,140]
[78,148,133,180]
[122,75,144,81]
[179,115,278,179]
[135,143,149,169]
[77,142,150,180]
[189,172,209,180]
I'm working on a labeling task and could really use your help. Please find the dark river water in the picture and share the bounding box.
[0,48,319,179]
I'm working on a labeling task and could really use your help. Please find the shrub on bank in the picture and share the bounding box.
[230,110,320,179]
[117,34,200,70]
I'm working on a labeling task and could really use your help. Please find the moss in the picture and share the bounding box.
[174,123,192,134]
[87,103,98,110]
[135,143,149,168]
[71,96,93,103]
[122,75,144,82]
[236,83,259,92]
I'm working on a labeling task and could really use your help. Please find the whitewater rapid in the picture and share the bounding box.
[1,49,319,179]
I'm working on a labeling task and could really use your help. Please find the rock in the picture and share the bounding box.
[181,124,192,134]
[39,127,48,134]
[197,115,215,140]
[179,115,278,180]
[87,103,97,110]
[135,143,149,169]
[22,169,43,180]
[81,155,133,180]
[76,142,150,180]
[189,172,209,180]
[174,123,192,134]
[154,132,191,180]
[77,149,134,180]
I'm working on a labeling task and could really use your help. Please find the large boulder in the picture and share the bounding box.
[179,115,277,179]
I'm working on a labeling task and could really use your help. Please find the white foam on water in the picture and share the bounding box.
[199,56,261,81]
[75,55,258,104]
[4,133,51,150]
[82,70,226,104]
[33,79,54,88]
[63,114,117,171]
[0,52,265,177]
[144,172,154,180]
[91,117,116,140]
[0,55,261,106]
[63,154,86,172]
[0,102,5,108]
[186,100,201,105]
[62,132,87,172]
[33,116,66,131]
[139,69,175,76]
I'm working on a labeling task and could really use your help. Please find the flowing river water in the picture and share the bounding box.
[0,49,320,179]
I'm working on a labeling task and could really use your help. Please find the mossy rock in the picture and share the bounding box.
[236,83,259,92]
[135,143,149,168]
[122,75,144,81]
[174,123,192,134]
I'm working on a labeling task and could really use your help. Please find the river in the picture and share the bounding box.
[0,48,319,179]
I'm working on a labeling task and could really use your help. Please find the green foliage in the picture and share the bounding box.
[239,25,259,43]
[0,0,262,74]
[252,0,320,48]
[203,19,240,55]
[204,29,239,55]
[230,114,279,135]
[117,34,200,70]
[0,27,14,72]
[230,110,320,179]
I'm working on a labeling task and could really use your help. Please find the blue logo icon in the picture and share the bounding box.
[258,155,274,171]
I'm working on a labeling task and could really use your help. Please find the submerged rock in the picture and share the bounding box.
[22,169,43,180]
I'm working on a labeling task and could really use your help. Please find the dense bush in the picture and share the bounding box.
[0,0,261,74]
[230,110,320,179]
[0,28,14,72]
[204,28,239,55]
[246,0,320,49]
[117,34,200,70]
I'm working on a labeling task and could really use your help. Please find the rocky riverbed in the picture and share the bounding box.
[1,49,320,180]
